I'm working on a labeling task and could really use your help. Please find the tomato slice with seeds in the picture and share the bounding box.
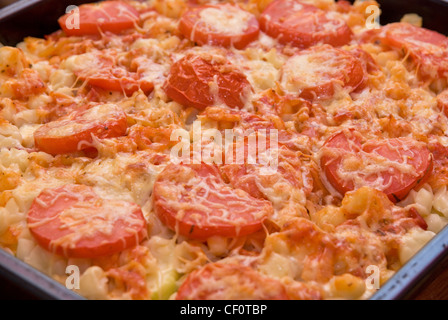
[259,0,353,49]
[153,163,272,240]
[34,103,127,155]
[381,23,448,79]
[320,130,433,202]
[176,263,289,300]
[179,4,259,50]
[58,1,140,36]
[164,54,252,110]
[27,184,147,258]
[70,51,154,96]
[281,45,364,100]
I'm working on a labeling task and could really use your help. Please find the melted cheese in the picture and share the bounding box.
[0,0,447,301]
[50,200,143,252]
[281,48,345,92]
[199,6,251,35]
[46,103,120,136]
[155,165,270,230]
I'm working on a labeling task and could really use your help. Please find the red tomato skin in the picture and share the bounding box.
[153,163,271,240]
[259,0,353,49]
[10,69,46,100]
[86,76,154,96]
[320,130,362,196]
[155,200,264,240]
[34,106,128,155]
[282,45,365,100]
[74,53,154,96]
[221,165,267,199]
[164,54,252,110]
[347,48,379,92]
[58,1,140,36]
[176,263,290,300]
[407,207,429,231]
[381,23,448,79]
[27,185,147,259]
[362,139,433,202]
[302,50,364,100]
[382,23,448,51]
[349,48,379,74]
[179,4,260,50]
[321,130,433,202]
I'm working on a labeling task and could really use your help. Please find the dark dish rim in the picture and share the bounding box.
[371,225,448,300]
[0,0,448,300]
[0,0,44,20]
[0,249,83,300]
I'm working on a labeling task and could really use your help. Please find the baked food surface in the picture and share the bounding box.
[1,0,448,300]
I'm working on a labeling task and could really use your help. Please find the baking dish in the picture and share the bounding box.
[0,0,447,300]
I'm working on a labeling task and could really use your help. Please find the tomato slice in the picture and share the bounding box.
[320,130,433,202]
[34,103,128,155]
[427,140,448,190]
[437,89,448,117]
[221,136,313,200]
[27,184,147,258]
[348,47,379,75]
[281,45,364,100]
[163,54,252,110]
[58,1,140,36]
[71,51,154,96]
[381,23,448,79]
[153,163,272,240]
[179,4,259,50]
[8,68,46,100]
[221,154,312,201]
[176,263,289,300]
[259,0,353,49]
